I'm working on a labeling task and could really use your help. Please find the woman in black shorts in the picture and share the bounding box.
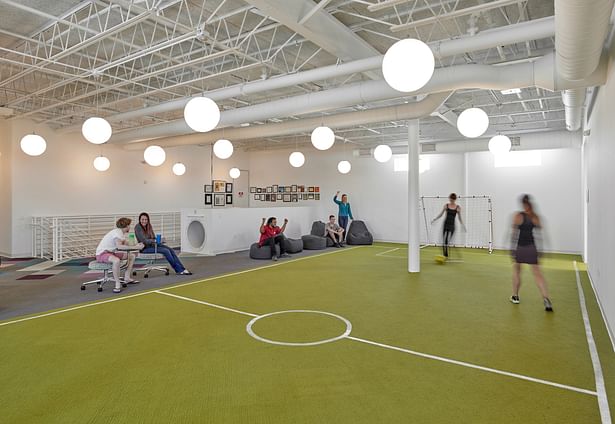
[432,193,465,257]
[510,195,553,311]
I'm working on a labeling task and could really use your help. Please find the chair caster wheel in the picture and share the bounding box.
[122,283,128,288]
[80,285,86,290]
[132,271,136,276]
[165,271,170,276]
[144,274,149,278]
[97,287,103,292]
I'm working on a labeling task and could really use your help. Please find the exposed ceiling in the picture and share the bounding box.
[0,0,562,151]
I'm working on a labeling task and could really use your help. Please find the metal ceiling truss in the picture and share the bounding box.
[0,0,565,141]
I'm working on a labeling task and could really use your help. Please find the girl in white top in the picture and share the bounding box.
[95,217,143,293]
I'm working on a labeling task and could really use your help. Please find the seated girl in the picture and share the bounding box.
[135,212,192,275]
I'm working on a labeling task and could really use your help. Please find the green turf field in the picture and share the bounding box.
[1,244,613,423]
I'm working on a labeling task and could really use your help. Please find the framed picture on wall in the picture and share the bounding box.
[265,194,271,201]
[291,185,297,192]
[282,194,290,202]
[272,184,278,192]
[257,187,262,193]
[278,186,284,193]
[285,186,291,192]
[266,186,272,193]
[308,186,314,192]
[205,193,212,205]
[225,183,233,193]
[299,185,305,192]
[315,186,320,193]
[250,187,256,193]
[277,194,282,200]
[213,180,226,193]
[254,194,260,200]
[204,185,213,193]
[271,195,277,202]
[302,193,308,200]
[226,194,233,205]
[291,194,298,202]
[308,193,314,199]
[214,193,225,206]
[315,194,320,200]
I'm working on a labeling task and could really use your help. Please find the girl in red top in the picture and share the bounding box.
[259,217,289,261]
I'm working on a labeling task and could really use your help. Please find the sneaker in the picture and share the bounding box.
[113,288,122,293]
[178,270,193,275]
[271,255,278,261]
[334,243,341,248]
[510,295,520,304]
[279,253,291,258]
[544,298,553,312]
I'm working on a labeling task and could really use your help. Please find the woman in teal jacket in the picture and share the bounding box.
[334,191,353,241]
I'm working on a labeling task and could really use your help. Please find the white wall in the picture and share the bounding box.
[467,147,582,252]
[0,120,12,256]
[583,38,615,346]
[8,119,250,256]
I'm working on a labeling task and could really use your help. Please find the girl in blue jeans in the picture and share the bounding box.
[135,212,192,275]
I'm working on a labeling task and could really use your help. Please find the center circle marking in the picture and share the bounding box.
[246,310,352,346]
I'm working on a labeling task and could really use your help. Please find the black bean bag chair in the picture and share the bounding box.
[282,237,303,253]
[301,221,328,250]
[249,242,280,259]
[346,220,373,245]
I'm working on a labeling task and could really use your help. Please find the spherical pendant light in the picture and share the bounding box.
[172,162,186,176]
[82,117,112,144]
[337,160,351,174]
[144,145,166,166]
[93,156,110,171]
[382,38,435,92]
[457,108,489,138]
[311,126,335,150]
[229,167,241,179]
[20,134,47,156]
[184,97,220,133]
[488,135,512,155]
[289,151,305,168]
[213,139,233,159]
[374,144,393,163]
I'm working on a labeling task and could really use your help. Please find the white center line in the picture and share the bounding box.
[155,290,258,317]
[346,336,597,397]
[573,261,612,423]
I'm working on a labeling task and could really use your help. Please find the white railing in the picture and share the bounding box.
[32,212,181,261]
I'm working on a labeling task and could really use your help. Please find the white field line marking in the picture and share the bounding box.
[163,246,361,291]
[573,261,612,423]
[376,247,400,256]
[0,291,154,327]
[0,247,356,328]
[347,336,597,397]
[155,290,257,317]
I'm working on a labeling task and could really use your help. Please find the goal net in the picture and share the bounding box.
[420,195,493,252]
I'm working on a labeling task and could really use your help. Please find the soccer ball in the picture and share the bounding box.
[434,255,446,264]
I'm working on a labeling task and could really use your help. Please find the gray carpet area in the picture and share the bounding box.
[0,247,331,321]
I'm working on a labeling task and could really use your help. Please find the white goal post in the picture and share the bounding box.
[420,195,493,253]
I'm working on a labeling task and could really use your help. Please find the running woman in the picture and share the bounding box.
[510,194,553,311]
[432,193,465,257]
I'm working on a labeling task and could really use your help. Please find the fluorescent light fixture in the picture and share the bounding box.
[500,88,522,95]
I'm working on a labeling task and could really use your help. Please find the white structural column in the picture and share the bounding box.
[408,120,420,273]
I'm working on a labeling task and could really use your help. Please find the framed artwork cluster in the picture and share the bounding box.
[204,181,233,206]
[250,185,320,203]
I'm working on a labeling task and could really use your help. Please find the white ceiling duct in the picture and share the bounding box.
[104,17,555,125]
[113,52,607,145]
[555,0,614,81]
[554,0,614,131]
[122,92,451,150]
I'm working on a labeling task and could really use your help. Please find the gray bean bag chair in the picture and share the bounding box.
[346,220,373,245]
[282,237,303,253]
[301,221,328,250]
[250,242,280,259]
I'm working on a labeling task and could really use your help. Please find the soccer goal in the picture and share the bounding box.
[420,195,493,253]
